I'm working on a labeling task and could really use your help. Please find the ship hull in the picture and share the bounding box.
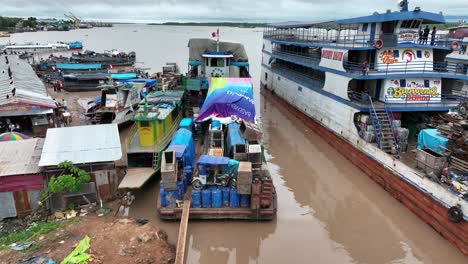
[260,83,468,256]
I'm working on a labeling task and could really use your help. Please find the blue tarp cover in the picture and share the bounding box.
[56,63,102,70]
[226,122,245,154]
[197,155,230,166]
[417,129,448,154]
[167,128,195,168]
[125,79,157,87]
[111,73,138,80]
[179,118,193,129]
[88,95,102,105]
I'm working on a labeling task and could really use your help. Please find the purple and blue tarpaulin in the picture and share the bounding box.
[195,78,256,123]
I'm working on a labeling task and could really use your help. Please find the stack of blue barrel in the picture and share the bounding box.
[191,186,250,208]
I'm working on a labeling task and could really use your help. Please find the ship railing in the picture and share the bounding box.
[344,60,468,77]
[348,91,370,104]
[265,29,460,49]
[272,49,321,66]
[271,64,325,89]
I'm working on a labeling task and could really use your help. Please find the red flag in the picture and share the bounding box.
[212,32,216,38]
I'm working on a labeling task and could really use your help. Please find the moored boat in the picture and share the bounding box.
[261,0,468,254]
[2,41,83,53]
[156,37,276,221]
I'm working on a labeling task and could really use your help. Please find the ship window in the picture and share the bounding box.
[416,50,422,58]
[393,50,399,58]
[424,80,430,88]
[400,79,406,87]
[277,76,281,81]
[362,23,368,32]
[140,121,150,127]
[298,86,303,92]
[265,72,268,80]
[210,58,225,67]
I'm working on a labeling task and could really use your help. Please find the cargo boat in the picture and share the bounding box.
[156,38,276,221]
[261,0,468,254]
[2,41,83,53]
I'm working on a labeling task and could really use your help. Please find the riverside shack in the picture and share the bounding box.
[0,138,45,219]
[0,55,57,136]
[39,124,123,211]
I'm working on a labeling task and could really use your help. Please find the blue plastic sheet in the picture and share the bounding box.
[197,155,230,166]
[179,118,193,130]
[417,129,448,154]
[226,122,245,155]
[167,128,195,168]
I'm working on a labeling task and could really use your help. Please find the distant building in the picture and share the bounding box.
[39,124,123,211]
[0,138,45,220]
[0,55,57,137]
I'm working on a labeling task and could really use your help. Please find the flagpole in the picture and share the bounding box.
[216,28,220,52]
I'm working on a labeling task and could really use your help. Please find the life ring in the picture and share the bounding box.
[450,41,460,51]
[448,206,463,223]
[373,39,384,50]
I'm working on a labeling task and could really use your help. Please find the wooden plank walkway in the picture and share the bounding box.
[175,200,191,264]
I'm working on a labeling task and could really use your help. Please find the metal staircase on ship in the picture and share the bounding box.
[367,96,400,158]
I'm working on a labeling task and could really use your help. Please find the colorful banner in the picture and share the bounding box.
[196,78,256,123]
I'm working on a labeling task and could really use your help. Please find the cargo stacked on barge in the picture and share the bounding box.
[261,0,468,254]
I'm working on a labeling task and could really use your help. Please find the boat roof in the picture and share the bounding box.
[188,38,248,62]
[202,53,234,58]
[336,10,446,24]
[269,10,445,28]
[56,63,102,70]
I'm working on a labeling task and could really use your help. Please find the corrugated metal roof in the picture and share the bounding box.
[0,55,56,108]
[0,138,44,177]
[39,124,122,166]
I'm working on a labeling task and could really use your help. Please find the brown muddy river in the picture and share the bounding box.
[4,25,467,263]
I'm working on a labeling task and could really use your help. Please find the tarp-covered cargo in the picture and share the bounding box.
[188,39,248,62]
[196,78,256,123]
[226,122,246,155]
[166,128,195,169]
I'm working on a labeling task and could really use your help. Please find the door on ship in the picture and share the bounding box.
[370,23,377,41]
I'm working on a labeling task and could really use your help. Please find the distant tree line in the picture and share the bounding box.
[149,22,267,28]
[0,16,37,30]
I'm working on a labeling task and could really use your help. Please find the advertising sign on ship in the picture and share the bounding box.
[398,29,418,43]
[319,48,346,71]
[382,78,442,103]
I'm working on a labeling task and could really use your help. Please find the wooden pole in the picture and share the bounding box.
[175,200,191,264]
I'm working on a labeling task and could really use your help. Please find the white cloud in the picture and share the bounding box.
[0,0,466,22]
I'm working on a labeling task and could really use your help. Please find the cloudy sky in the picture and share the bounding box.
[1,0,467,23]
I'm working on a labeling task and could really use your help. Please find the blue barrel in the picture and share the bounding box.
[211,188,222,208]
[184,166,193,185]
[165,190,177,208]
[211,120,221,130]
[201,189,211,208]
[160,184,167,207]
[240,194,250,208]
[222,187,230,207]
[229,188,239,208]
[191,190,201,208]
[177,181,185,200]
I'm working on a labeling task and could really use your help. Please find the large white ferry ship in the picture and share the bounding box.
[261,0,468,254]
[2,41,83,53]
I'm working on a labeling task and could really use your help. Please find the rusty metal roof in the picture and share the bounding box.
[39,124,122,167]
[0,138,44,177]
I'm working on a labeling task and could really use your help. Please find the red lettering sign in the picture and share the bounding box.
[322,50,343,61]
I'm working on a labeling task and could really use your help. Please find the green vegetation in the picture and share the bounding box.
[148,22,266,28]
[47,161,91,195]
[0,16,37,31]
[0,219,79,251]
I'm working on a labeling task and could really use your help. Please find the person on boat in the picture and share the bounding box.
[430,27,437,46]
[198,91,205,108]
[62,99,67,111]
[418,27,424,44]
[361,61,369,76]
[423,26,430,44]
